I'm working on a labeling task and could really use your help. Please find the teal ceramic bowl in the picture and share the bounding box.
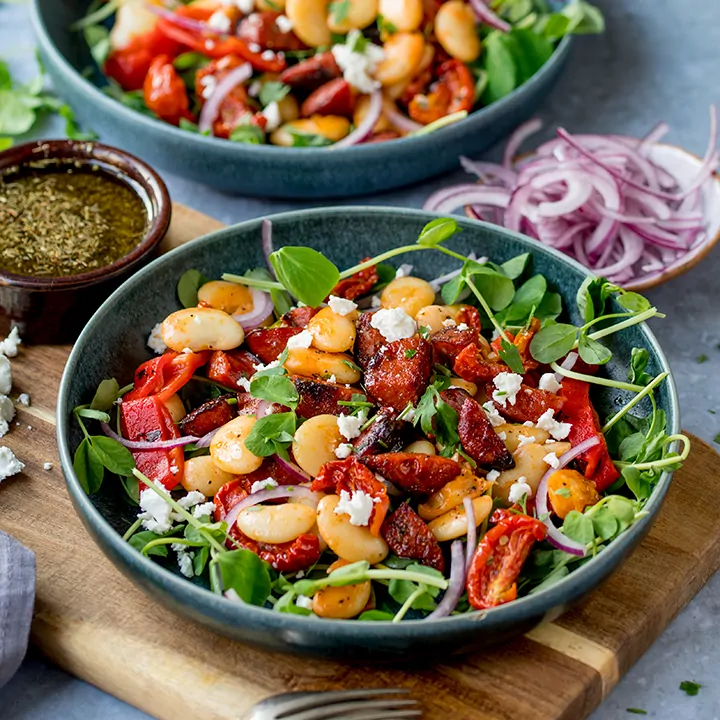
[31,0,572,199]
[57,207,680,660]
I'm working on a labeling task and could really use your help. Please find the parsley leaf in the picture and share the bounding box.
[679,680,701,696]
[499,338,524,374]
[288,130,332,147]
[697,354,709,364]
[404,348,417,359]
[230,124,265,145]
[414,379,459,451]
[329,0,350,24]
[259,81,290,107]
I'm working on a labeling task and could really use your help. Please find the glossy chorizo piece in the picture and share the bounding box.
[363,453,461,493]
[245,326,303,363]
[352,407,412,457]
[487,383,564,423]
[442,388,514,470]
[364,336,433,412]
[178,395,236,438]
[291,376,358,418]
[206,349,260,389]
[282,305,318,328]
[354,310,386,370]
[431,327,479,365]
[364,130,402,143]
[301,78,356,118]
[453,342,506,383]
[237,11,307,51]
[278,51,342,91]
[381,503,445,572]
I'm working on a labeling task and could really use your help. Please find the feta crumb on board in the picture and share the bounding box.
[0,396,14,424]
[0,356,12,395]
[492,372,523,407]
[0,447,23,481]
[334,489,377,526]
[147,323,167,355]
[508,479,532,503]
[43,462,53,471]
[328,295,358,316]
[17,393,30,406]
[0,327,21,357]
[370,307,416,342]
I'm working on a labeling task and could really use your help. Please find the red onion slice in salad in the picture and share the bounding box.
[101,422,199,450]
[384,102,423,134]
[261,219,276,279]
[333,89,383,148]
[467,0,510,32]
[146,3,222,35]
[463,495,477,574]
[232,287,274,330]
[198,63,253,135]
[195,427,220,448]
[223,485,321,530]
[535,436,602,557]
[427,540,466,619]
[275,456,312,483]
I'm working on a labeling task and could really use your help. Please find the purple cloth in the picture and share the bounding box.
[0,532,35,688]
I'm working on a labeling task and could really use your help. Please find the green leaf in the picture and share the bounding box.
[388,579,437,611]
[0,91,36,135]
[252,348,289,379]
[75,408,111,422]
[529,322,577,363]
[288,130,332,147]
[269,247,340,307]
[617,291,650,313]
[250,374,299,409]
[59,104,97,140]
[679,680,702,697]
[578,333,612,365]
[590,507,617,541]
[179,118,200,133]
[91,436,136,476]
[535,290,562,321]
[244,411,297,458]
[0,62,11,91]
[628,347,653,386]
[622,466,652,501]
[358,610,395,621]
[605,496,636,532]
[464,263,516,311]
[229,124,265,145]
[376,14,397,34]
[482,32,517,104]
[258,80,290,107]
[501,253,530,280]
[329,0,350,23]
[214,549,272,605]
[561,510,594,545]
[274,590,313,615]
[561,0,605,34]
[84,24,111,65]
[244,267,291,316]
[505,274,547,322]
[173,52,209,71]
[417,217,460,247]
[129,531,168,557]
[506,28,554,85]
[499,338,525,374]
[539,13,572,41]
[177,268,209,308]
[120,474,140,505]
[193,545,210,575]
[73,438,104,494]
[0,137,12,151]
[90,378,120,411]
[440,273,466,305]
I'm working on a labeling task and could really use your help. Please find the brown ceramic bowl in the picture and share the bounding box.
[0,140,171,344]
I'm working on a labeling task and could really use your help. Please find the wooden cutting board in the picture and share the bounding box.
[0,203,718,720]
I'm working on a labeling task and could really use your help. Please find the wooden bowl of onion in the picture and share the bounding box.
[425,109,720,290]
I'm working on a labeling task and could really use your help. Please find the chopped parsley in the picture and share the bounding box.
[626,710,647,716]
[404,348,417,359]
[714,433,720,445]
[679,680,701,696]
[697,354,709,364]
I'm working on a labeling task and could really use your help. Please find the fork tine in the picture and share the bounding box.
[274,689,410,719]
[305,711,423,720]
[285,699,421,720]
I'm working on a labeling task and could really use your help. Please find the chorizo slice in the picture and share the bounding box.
[487,383,564,423]
[291,375,358,418]
[237,11,307,51]
[207,349,260,389]
[381,503,445,573]
[364,336,433,412]
[178,395,236,437]
[278,51,342,91]
[354,310,386,370]
[453,342,506,383]
[352,407,412,457]
[432,327,479,365]
[245,326,303,363]
[364,452,460,494]
[282,305,318,328]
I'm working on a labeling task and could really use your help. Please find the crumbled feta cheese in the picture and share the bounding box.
[208,9,232,32]
[508,479,533,504]
[545,438,557,444]
[0,327,21,357]
[543,451,560,469]
[248,79,262,97]
[328,295,358,316]
[250,477,278,494]
[0,355,13,396]
[237,377,251,392]
[337,413,363,440]
[261,100,282,131]
[26,425,32,431]
[220,0,254,11]
[523,421,534,427]
[261,49,276,61]
[486,469,500,482]
[0,395,14,424]
[456,323,470,332]
[399,404,416,423]
[138,483,173,533]
[442,318,457,328]
[327,374,337,384]
[334,489,375,526]
[193,501,216,518]
[43,462,53,471]
[492,372,523,407]
[296,594,313,610]
[517,433,535,448]
[536,409,572,440]
[370,295,382,308]
[169,465,179,475]
[0,419,9,438]
[147,323,167,355]
[482,401,505,427]
[248,42,261,53]
[181,347,193,355]
[295,570,305,578]
[539,373,562,394]
[178,490,206,509]
[275,13,293,32]
[497,431,507,441]
[174,546,195,578]
[253,359,281,374]
[335,443,354,459]
[205,39,216,50]
[199,75,217,100]
[17,393,29,406]
[370,307,416,342]
[331,30,384,94]
[287,329,313,349]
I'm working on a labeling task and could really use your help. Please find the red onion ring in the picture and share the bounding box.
[463,496,477,574]
[255,400,273,419]
[554,351,578,382]
[427,540,465,619]
[261,219,276,279]
[461,157,518,187]
[233,287,274,330]
[275,456,312,483]
[100,422,199,450]
[223,485,320,529]
[535,437,602,557]
[467,0,510,32]
[384,102,423,134]
[503,118,542,169]
[145,2,223,35]
[195,427,219,448]
[198,63,253,135]
[333,90,382,149]
[424,184,511,214]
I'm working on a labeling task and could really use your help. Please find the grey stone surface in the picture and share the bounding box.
[1,0,719,716]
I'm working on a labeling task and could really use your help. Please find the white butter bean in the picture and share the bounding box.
[162,307,244,352]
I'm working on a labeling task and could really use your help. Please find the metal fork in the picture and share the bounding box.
[241,688,422,720]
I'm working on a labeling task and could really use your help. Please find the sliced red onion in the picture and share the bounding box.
[223,485,321,530]
[429,252,478,290]
[426,540,465,619]
[384,103,423,134]
[639,121,670,156]
[423,184,511,214]
[503,118,543,168]
[463,496,477,574]
[554,351,578,382]
[535,437,602,557]
[467,0,510,32]
[261,219,276,279]
[195,427,219,448]
[460,157,518,187]
[146,3,221,35]
[198,63,253,135]
[256,400,272,419]
[100,422,198,450]
[232,288,274,330]
[333,90,382,149]
[275,456,312,483]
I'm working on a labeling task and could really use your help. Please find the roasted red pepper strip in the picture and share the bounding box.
[156,351,210,402]
[467,509,547,609]
[124,353,176,401]
[561,378,619,492]
[120,396,184,489]
[206,349,260,389]
[124,351,208,403]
